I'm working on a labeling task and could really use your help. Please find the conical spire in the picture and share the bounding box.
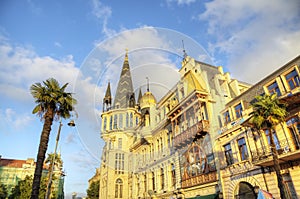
[137,87,143,104]
[113,49,136,108]
[103,82,112,111]
[103,81,112,104]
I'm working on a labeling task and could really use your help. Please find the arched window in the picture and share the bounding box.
[152,172,155,191]
[126,113,129,128]
[119,114,123,129]
[109,115,113,130]
[171,163,176,186]
[160,168,164,190]
[130,113,133,127]
[136,117,139,126]
[182,144,207,179]
[103,117,107,130]
[115,178,123,198]
[114,114,118,129]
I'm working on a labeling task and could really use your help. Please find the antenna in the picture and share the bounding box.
[146,77,149,92]
[182,40,187,58]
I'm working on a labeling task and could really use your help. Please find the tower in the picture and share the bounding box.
[99,50,141,199]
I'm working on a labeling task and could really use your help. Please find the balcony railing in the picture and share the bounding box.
[173,120,209,148]
[251,138,300,166]
[181,171,217,188]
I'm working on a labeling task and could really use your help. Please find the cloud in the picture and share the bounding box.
[0,33,104,157]
[199,0,300,83]
[54,41,62,48]
[0,108,34,130]
[167,0,196,5]
[90,0,115,37]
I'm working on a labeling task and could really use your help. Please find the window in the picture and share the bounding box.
[207,154,216,171]
[126,113,129,127]
[152,172,155,191]
[264,129,280,150]
[136,117,139,125]
[267,81,281,96]
[182,145,206,178]
[237,138,248,161]
[167,131,171,147]
[160,137,163,153]
[171,164,176,186]
[144,174,147,192]
[118,138,122,149]
[119,114,123,129]
[114,114,118,129]
[110,115,113,130]
[285,69,300,90]
[234,103,243,119]
[160,168,164,190]
[103,117,107,130]
[115,178,123,198]
[223,110,231,124]
[130,113,133,127]
[286,117,300,149]
[224,143,234,166]
[115,153,124,174]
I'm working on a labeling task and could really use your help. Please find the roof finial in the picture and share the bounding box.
[182,40,187,58]
[146,77,149,92]
[125,48,129,61]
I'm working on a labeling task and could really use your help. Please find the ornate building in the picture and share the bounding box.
[98,50,300,199]
[98,50,250,199]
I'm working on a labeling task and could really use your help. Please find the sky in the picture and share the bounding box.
[0,0,300,197]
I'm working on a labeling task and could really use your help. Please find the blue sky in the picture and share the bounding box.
[1,0,300,197]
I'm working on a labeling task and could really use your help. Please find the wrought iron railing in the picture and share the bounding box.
[251,137,300,163]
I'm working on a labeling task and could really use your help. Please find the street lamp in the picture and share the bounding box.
[45,119,75,199]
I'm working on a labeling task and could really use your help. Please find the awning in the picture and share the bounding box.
[257,189,273,199]
[186,193,218,199]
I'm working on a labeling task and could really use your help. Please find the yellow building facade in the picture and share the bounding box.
[99,51,251,199]
[98,51,300,199]
[217,55,300,199]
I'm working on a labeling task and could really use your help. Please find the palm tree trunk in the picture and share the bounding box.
[269,128,287,199]
[31,108,54,199]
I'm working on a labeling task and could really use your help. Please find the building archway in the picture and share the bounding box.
[234,181,256,199]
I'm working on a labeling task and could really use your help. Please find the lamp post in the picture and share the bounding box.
[45,120,75,199]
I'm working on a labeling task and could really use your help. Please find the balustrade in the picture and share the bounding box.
[173,120,209,148]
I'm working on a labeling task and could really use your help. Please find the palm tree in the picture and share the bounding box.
[250,93,287,199]
[45,153,63,170]
[45,153,63,198]
[30,78,77,199]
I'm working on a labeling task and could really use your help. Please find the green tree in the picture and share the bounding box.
[9,175,47,199]
[0,183,8,199]
[30,78,77,199]
[86,180,100,199]
[250,93,287,199]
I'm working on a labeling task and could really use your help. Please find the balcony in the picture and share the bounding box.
[251,138,300,166]
[181,171,217,188]
[173,120,209,148]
